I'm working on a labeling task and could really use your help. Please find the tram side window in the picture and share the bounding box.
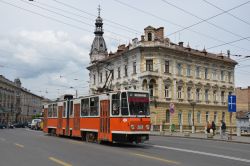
[48,104,53,117]
[90,97,99,116]
[63,102,67,118]
[112,93,120,115]
[52,104,58,117]
[69,100,74,117]
[81,98,89,116]
[121,92,129,115]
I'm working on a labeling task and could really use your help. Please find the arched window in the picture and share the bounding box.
[148,32,152,41]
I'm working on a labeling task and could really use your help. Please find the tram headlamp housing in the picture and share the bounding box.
[130,124,135,130]
[145,124,150,130]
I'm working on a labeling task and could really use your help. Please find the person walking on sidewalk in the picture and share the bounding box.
[220,120,226,139]
[211,121,216,135]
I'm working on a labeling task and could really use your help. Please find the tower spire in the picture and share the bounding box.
[98,5,101,17]
[89,5,107,63]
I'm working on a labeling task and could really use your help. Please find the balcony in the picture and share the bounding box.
[140,70,160,78]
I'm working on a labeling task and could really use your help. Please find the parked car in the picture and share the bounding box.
[13,122,26,128]
[31,119,42,130]
[28,122,31,128]
[0,123,6,129]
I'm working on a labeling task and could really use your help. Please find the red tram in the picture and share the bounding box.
[43,90,150,143]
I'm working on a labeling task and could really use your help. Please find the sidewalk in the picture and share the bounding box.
[150,131,250,144]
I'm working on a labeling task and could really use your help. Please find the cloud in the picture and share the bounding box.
[0,30,90,79]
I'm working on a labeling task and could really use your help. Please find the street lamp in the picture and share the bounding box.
[190,101,196,133]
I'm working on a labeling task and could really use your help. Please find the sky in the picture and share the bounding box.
[0,0,249,100]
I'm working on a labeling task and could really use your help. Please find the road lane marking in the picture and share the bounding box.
[14,143,24,148]
[132,153,180,165]
[49,157,72,166]
[151,144,250,163]
[0,138,6,141]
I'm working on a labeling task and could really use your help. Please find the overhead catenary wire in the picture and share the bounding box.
[20,0,130,40]
[203,0,250,28]
[166,0,250,37]
[51,0,142,35]
[161,0,250,43]
[113,0,250,52]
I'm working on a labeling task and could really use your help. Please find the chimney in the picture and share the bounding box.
[178,41,184,47]
[227,50,230,58]
[155,27,164,41]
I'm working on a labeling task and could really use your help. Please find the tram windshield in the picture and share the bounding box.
[128,92,150,116]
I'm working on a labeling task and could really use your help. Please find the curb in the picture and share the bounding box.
[150,133,250,145]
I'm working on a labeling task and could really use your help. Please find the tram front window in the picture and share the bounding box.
[128,92,150,116]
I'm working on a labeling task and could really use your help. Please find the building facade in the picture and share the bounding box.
[87,13,237,130]
[0,75,43,124]
[236,87,250,113]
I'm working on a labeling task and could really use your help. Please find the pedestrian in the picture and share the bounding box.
[211,121,216,135]
[205,121,211,133]
[220,120,226,139]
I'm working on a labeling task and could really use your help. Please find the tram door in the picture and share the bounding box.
[57,106,62,134]
[99,100,110,141]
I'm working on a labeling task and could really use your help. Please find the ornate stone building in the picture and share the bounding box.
[87,12,237,130]
[0,75,43,124]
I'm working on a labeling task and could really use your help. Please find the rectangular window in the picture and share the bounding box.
[205,89,209,102]
[165,60,169,73]
[63,102,67,118]
[187,65,191,76]
[205,111,209,122]
[52,104,57,117]
[124,65,128,76]
[188,111,192,126]
[228,72,232,82]
[100,73,102,83]
[133,62,136,74]
[213,90,217,102]
[177,63,182,75]
[214,111,217,123]
[205,68,208,79]
[196,66,200,78]
[221,70,224,81]
[90,97,99,116]
[165,86,169,98]
[112,93,120,115]
[178,111,182,125]
[187,87,192,100]
[177,86,182,99]
[197,111,201,124]
[111,70,114,80]
[166,110,170,123]
[106,71,108,80]
[69,100,73,117]
[146,60,153,71]
[121,92,129,115]
[212,69,217,80]
[81,98,89,116]
[196,89,200,101]
[118,67,121,78]
[48,104,53,118]
[93,74,96,85]
[221,91,225,103]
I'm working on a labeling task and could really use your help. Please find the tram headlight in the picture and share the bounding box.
[130,124,135,130]
[145,124,150,130]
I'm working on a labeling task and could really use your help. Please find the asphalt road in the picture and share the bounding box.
[0,128,250,166]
